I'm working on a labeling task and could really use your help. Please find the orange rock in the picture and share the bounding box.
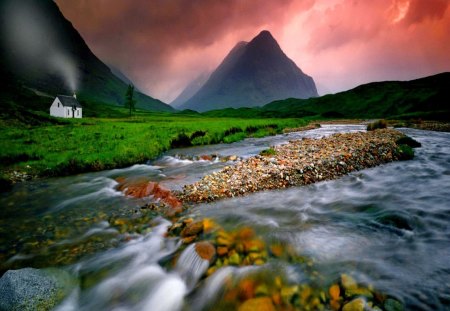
[237,227,255,240]
[269,244,284,257]
[217,246,228,257]
[243,239,265,253]
[115,178,182,210]
[195,241,216,261]
[238,297,275,311]
[238,279,256,300]
[329,284,340,301]
[202,218,217,233]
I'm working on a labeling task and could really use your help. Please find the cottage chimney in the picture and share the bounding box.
[73,93,77,99]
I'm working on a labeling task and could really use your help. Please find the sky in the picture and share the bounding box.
[55,0,450,103]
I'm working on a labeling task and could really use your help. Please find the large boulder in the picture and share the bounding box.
[0,268,76,311]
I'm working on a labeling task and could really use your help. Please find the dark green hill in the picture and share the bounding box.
[262,72,450,120]
[0,0,173,115]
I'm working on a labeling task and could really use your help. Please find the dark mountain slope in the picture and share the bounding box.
[0,0,173,114]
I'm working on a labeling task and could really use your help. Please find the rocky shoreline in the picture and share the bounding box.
[177,129,410,204]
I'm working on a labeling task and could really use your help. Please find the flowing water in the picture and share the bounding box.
[1,125,449,310]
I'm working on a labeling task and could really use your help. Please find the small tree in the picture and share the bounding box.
[125,84,136,116]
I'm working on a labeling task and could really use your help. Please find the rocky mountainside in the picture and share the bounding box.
[179,31,318,112]
[0,0,173,112]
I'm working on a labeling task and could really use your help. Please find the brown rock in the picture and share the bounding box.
[195,241,216,261]
[217,246,228,256]
[181,221,204,237]
[200,155,213,161]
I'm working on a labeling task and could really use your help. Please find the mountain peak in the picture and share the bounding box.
[255,30,275,40]
[180,30,318,112]
[250,30,278,46]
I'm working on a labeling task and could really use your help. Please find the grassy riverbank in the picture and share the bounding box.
[0,110,307,183]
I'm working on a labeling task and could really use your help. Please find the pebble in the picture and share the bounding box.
[342,298,366,311]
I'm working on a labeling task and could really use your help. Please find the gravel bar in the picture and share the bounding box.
[177,129,406,203]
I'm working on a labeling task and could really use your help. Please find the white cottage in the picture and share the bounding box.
[50,95,82,118]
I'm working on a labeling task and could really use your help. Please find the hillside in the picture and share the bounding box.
[201,73,450,120]
[262,72,450,119]
[0,0,173,115]
[180,31,317,112]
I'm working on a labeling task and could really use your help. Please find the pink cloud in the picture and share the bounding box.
[55,0,450,102]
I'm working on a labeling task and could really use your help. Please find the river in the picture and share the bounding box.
[0,125,449,310]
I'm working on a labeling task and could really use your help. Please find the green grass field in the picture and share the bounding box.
[0,108,307,181]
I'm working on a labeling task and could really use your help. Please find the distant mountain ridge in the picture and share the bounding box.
[180,30,318,112]
[201,72,450,120]
[0,0,173,113]
[262,72,450,119]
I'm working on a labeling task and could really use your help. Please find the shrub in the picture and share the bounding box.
[170,133,192,148]
[367,120,387,131]
[396,144,414,160]
[260,148,277,156]
[190,130,206,140]
[224,127,243,136]
[396,136,421,148]
[245,126,259,134]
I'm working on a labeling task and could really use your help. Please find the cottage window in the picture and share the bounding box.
[77,110,79,116]
[58,103,60,107]
[67,110,70,116]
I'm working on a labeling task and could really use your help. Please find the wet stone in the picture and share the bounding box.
[342,298,366,311]
[238,297,276,311]
[384,298,404,311]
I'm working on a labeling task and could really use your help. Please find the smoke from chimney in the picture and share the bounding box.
[1,0,79,93]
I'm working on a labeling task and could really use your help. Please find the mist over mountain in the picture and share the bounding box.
[179,31,318,112]
[0,0,173,112]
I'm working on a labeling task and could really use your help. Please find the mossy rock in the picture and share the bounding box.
[260,148,277,156]
[396,144,414,160]
[396,136,421,148]
[384,298,404,311]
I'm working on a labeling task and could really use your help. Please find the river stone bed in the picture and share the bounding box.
[166,216,405,311]
[177,129,407,203]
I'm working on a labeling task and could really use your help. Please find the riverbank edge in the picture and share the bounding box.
[0,121,315,191]
[176,128,414,204]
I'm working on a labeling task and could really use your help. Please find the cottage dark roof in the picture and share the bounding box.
[57,95,82,108]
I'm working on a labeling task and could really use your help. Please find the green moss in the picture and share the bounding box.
[260,148,277,156]
[396,144,414,160]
